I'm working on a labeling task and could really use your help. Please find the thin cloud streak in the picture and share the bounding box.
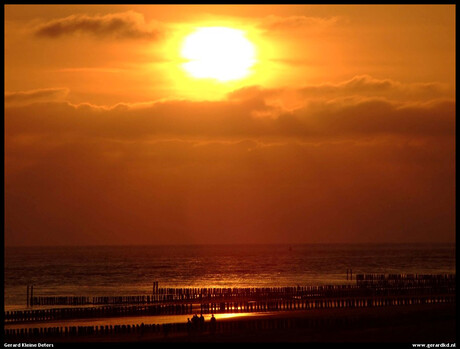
[34,11,164,40]
[5,88,69,105]
[258,14,341,31]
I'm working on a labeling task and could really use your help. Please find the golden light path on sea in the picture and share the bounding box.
[4,312,274,330]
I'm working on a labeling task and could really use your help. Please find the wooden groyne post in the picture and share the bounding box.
[153,281,159,301]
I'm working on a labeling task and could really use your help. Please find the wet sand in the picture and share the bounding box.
[4,311,272,330]
[135,303,457,343]
[11,303,454,343]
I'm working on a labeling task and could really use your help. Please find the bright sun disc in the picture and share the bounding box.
[181,27,256,82]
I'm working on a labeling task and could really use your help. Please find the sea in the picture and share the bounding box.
[4,243,456,311]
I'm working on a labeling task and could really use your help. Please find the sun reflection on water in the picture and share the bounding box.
[212,312,273,320]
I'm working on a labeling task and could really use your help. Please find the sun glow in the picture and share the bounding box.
[181,27,257,82]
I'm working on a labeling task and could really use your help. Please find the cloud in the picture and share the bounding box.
[5,129,455,245]
[299,75,451,100]
[5,88,69,106]
[259,15,341,31]
[4,86,454,144]
[226,85,282,101]
[292,98,454,139]
[4,77,455,245]
[52,67,128,73]
[34,11,163,40]
[4,75,454,144]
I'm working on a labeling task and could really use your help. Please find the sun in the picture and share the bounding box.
[180,27,257,82]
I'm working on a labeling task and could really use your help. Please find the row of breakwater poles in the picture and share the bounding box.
[25,287,440,306]
[198,294,455,314]
[2,316,383,340]
[22,274,456,307]
[25,284,456,307]
[2,317,384,340]
[4,295,456,341]
[6,294,456,324]
[26,281,161,307]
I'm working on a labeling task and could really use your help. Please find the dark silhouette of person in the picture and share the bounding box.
[210,313,216,334]
[199,313,205,331]
[186,318,192,335]
[191,314,199,332]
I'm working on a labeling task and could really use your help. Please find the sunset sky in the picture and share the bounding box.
[4,5,456,246]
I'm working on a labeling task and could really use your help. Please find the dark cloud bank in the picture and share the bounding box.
[4,79,455,246]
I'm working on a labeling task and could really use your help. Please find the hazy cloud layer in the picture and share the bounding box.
[5,88,69,105]
[5,88,454,141]
[5,134,454,245]
[4,76,455,245]
[34,11,163,40]
[299,75,452,101]
[259,15,341,31]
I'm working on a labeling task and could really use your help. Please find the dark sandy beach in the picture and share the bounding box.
[12,303,454,343]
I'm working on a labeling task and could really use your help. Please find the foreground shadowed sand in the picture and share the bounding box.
[13,303,454,343]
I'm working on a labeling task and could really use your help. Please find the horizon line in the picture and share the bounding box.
[5,241,456,248]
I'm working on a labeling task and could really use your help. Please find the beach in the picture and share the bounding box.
[5,246,456,344]
[5,303,455,343]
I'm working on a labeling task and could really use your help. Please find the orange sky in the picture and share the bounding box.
[4,5,456,245]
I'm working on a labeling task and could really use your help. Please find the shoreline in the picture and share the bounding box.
[4,311,273,330]
[5,303,456,343]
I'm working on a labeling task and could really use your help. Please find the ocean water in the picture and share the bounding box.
[4,244,455,310]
